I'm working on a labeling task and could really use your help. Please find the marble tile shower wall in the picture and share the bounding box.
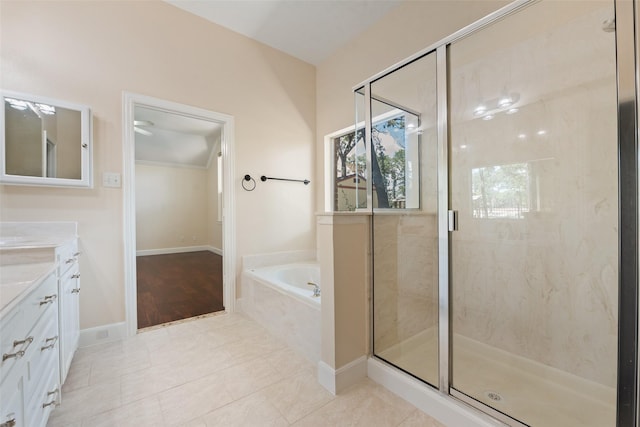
[373,214,438,352]
[450,71,618,386]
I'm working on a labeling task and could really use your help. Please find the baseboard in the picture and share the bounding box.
[79,322,128,348]
[318,356,367,395]
[136,246,223,256]
[367,358,504,427]
[209,246,223,256]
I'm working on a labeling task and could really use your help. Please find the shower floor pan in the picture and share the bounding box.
[377,330,615,427]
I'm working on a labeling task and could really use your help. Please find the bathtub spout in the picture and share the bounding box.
[307,282,321,297]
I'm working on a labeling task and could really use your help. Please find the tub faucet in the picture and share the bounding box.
[307,282,321,297]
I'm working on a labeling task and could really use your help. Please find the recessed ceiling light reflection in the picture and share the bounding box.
[460,144,468,149]
[506,108,519,115]
[537,130,547,135]
[474,106,487,116]
[407,123,416,129]
[518,133,526,139]
[498,97,513,108]
[482,115,494,121]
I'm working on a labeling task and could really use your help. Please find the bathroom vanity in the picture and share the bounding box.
[0,223,80,427]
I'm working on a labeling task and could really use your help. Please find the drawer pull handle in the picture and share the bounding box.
[13,336,34,347]
[71,273,81,279]
[3,335,34,361]
[40,294,57,305]
[72,287,81,294]
[47,388,59,396]
[0,418,16,427]
[2,349,25,362]
[42,400,56,408]
[41,336,59,351]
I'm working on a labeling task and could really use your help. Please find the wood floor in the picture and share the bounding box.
[136,251,224,329]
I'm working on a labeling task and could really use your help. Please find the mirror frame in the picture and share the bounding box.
[0,90,93,188]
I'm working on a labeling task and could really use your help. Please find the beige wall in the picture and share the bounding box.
[0,0,316,330]
[135,163,212,251]
[317,215,369,371]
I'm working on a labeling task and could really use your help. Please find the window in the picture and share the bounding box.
[325,108,420,212]
[333,127,367,211]
[370,112,420,209]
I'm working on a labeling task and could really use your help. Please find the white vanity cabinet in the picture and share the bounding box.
[0,228,81,427]
[0,270,60,427]
[55,241,80,384]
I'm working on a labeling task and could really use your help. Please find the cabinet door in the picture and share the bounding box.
[59,268,80,384]
[25,360,59,427]
[0,372,25,427]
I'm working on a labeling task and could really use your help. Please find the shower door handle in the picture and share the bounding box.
[448,210,458,232]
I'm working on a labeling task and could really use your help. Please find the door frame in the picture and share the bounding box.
[122,92,236,336]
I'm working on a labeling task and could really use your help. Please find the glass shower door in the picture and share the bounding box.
[370,52,439,386]
[448,1,618,426]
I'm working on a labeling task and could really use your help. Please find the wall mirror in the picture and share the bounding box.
[1,90,93,187]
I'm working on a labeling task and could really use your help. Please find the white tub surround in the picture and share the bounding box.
[0,221,80,427]
[245,263,320,306]
[239,253,320,364]
[316,214,369,395]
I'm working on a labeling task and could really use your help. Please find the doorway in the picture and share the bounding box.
[123,93,236,334]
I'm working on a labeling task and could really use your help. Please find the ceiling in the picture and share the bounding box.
[164,0,403,65]
[134,107,222,168]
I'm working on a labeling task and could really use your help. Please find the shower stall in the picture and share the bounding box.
[356,0,638,426]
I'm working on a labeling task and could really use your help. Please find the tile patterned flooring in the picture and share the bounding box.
[47,313,446,427]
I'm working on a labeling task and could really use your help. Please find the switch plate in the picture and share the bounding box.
[102,172,121,188]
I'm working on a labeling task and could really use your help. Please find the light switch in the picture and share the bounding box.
[102,172,122,188]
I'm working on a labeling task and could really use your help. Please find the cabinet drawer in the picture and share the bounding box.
[56,241,79,277]
[21,273,58,338]
[1,272,57,384]
[0,307,23,383]
[25,306,59,400]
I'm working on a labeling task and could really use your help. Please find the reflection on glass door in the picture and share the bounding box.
[371,52,439,386]
[448,1,618,426]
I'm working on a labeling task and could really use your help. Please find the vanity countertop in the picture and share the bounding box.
[0,235,76,249]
